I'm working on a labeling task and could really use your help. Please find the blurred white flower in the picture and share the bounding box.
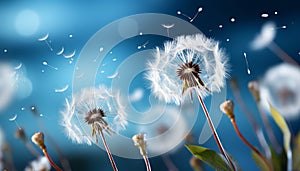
[145,34,228,105]
[24,156,51,171]
[61,85,127,144]
[260,63,300,119]
[0,63,17,112]
[251,22,276,50]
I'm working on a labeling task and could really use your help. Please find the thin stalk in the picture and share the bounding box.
[257,103,281,153]
[195,89,236,171]
[143,155,152,171]
[231,86,270,158]
[25,142,40,158]
[99,130,118,171]
[231,118,272,171]
[42,149,62,171]
[162,155,178,171]
[268,42,299,66]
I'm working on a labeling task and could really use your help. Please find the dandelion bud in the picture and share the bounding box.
[15,127,27,142]
[132,133,147,157]
[220,100,235,119]
[248,81,260,102]
[189,156,202,170]
[31,132,46,150]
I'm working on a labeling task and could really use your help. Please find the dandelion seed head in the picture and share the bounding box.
[260,63,300,119]
[25,156,51,171]
[60,85,127,145]
[145,34,229,105]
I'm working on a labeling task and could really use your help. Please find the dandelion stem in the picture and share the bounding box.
[162,155,178,171]
[143,155,152,171]
[99,130,118,171]
[25,142,41,158]
[196,89,236,171]
[257,103,281,153]
[268,42,299,66]
[230,118,272,171]
[230,81,271,158]
[42,149,63,171]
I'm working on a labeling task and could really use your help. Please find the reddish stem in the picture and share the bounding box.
[196,90,236,171]
[99,130,118,171]
[143,155,152,171]
[43,149,62,171]
[231,119,272,171]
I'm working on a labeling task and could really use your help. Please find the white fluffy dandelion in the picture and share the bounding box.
[260,63,300,119]
[25,156,51,171]
[145,34,228,105]
[145,34,235,170]
[61,85,127,143]
[0,63,17,112]
[60,85,127,171]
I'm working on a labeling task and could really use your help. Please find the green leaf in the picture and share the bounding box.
[293,133,300,171]
[270,146,283,171]
[268,102,292,171]
[185,145,232,171]
[252,150,270,171]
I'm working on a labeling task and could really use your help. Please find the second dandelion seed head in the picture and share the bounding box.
[146,34,229,105]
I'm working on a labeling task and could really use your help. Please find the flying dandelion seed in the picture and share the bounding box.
[14,63,22,70]
[137,41,149,49]
[218,24,223,28]
[230,18,236,22]
[56,47,64,55]
[69,34,73,38]
[112,58,117,62]
[42,61,58,70]
[38,33,53,51]
[9,114,20,128]
[3,49,7,53]
[107,71,119,79]
[177,7,202,22]
[260,63,300,119]
[251,22,276,50]
[161,24,175,37]
[261,13,269,18]
[54,85,69,93]
[243,52,251,74]
[63,50,76,58]
[129,88,144,102]
[274,11,278,15]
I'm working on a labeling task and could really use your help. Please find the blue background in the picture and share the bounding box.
[0,0,300,170]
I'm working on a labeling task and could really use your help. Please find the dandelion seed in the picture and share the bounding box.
[3,49,7,53]
[274,11,278,15]
[230,18,235,22]
[145,34,234,170]
[261,13,269,18]
[218,24,223,28]
[251,22,276,50]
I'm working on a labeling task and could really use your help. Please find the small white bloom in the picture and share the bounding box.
[24,156,51,171]
[60,85,127,144]
[145,34,229,105]
[251,22,276,50]
[260,63,300,119]
[132,133,147,157]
